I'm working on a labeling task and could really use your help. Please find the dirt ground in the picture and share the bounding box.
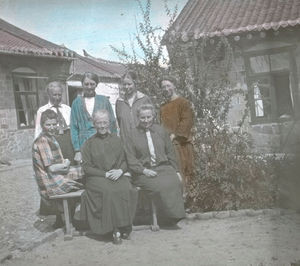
[1,161,300,266]
[3,212,300,266]
[0,161,41,252]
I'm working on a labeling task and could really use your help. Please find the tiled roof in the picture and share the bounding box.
[0,19,75,58]
[82,50,126,76]
[166,0,300,42]
[94,58,126,76]
[71,55,123,80]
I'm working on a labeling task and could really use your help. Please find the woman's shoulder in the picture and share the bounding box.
[81,133,96,147]
[136,91,151,101]
[152,123,164,131]
[110,134,121,141]
[152,124,169,137]
[176,96,190,106]
[71,95,82,107]
[33,134,49,148]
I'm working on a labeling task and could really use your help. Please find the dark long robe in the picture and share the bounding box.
[80,134,137,235]
[125,124,185,220]
[160,96,194,185]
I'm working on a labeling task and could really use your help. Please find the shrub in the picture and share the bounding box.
[112,0,280,211]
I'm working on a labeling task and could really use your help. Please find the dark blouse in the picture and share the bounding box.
[125,124,178,175]
[81,134,127,177]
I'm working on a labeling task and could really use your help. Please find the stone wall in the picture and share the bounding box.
[226,35,300,153]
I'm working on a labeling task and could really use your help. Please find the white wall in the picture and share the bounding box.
[96,82,120,116]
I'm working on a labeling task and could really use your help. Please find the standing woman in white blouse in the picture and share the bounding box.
[35,81,75,165]
[70,72,117,163]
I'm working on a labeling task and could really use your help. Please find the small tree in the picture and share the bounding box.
[111,0,278,211]
[110,0,177,100]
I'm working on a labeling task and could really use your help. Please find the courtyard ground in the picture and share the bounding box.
[0,160,300,266]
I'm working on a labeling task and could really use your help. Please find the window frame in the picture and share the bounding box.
[244,46,298,124]
[12,70,46,129]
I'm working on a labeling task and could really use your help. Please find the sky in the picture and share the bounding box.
[0,0,188,61]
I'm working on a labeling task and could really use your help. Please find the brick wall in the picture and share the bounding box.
[0,54,72,160]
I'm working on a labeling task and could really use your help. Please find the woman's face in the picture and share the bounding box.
[139,109,154,129]
[82,77,97,97]
[48,86,62,107]
[42,118,57,136]
[161,80,175,100]
[122,77,136,98]
[94,115,110,135]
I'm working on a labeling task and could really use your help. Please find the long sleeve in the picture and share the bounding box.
[124,135,145,175]
[104,97,117,134]
[117,154,127,174]
[81,140,106,177]
[175,99,193,140]
[115,146,128,173]
[160,97,193,142]
[115,100,121,128]
[35,108,43,139]
[163,129,179,171]
[70,100,81,151]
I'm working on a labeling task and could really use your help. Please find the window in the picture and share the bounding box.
[245,48,296,124]
[12,68,48,129]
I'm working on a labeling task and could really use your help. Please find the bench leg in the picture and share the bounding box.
[150,200,159,231]
[62,199,73,240]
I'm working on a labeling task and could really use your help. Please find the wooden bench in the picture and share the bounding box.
[133,187,160,232]
[49,187,159,239]
[49,189,84,240]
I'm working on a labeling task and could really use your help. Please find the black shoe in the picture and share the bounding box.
[121,232,131,240]
[119,225,132,240]
[112,231,122,245]
[158,218,182,229]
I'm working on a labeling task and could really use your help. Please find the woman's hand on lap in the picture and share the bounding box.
[74,152,82,163]
[143,168,157,177]
[106,169,123,181]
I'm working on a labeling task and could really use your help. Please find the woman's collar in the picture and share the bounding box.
[137,124,155,132]
[117,90,146,102]
[95,132,111,138]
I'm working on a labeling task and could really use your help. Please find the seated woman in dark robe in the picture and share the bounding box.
[79,110,137,244]
[124,104,186,226]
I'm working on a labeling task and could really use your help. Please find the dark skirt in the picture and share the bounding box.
[133,165,185,220]
[80,175,138,235]
[39,196,61,216]
[55,130,75,165]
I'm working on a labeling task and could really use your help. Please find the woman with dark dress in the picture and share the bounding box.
[80,110,137,244]
[124,104,185,226]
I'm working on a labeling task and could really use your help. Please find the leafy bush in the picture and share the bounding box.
[112,0,280,211]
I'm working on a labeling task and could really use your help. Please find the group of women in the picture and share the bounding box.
[34,70,186,245]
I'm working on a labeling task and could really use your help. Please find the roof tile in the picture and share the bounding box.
[167,0,300,41]
[0,19,74,58]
